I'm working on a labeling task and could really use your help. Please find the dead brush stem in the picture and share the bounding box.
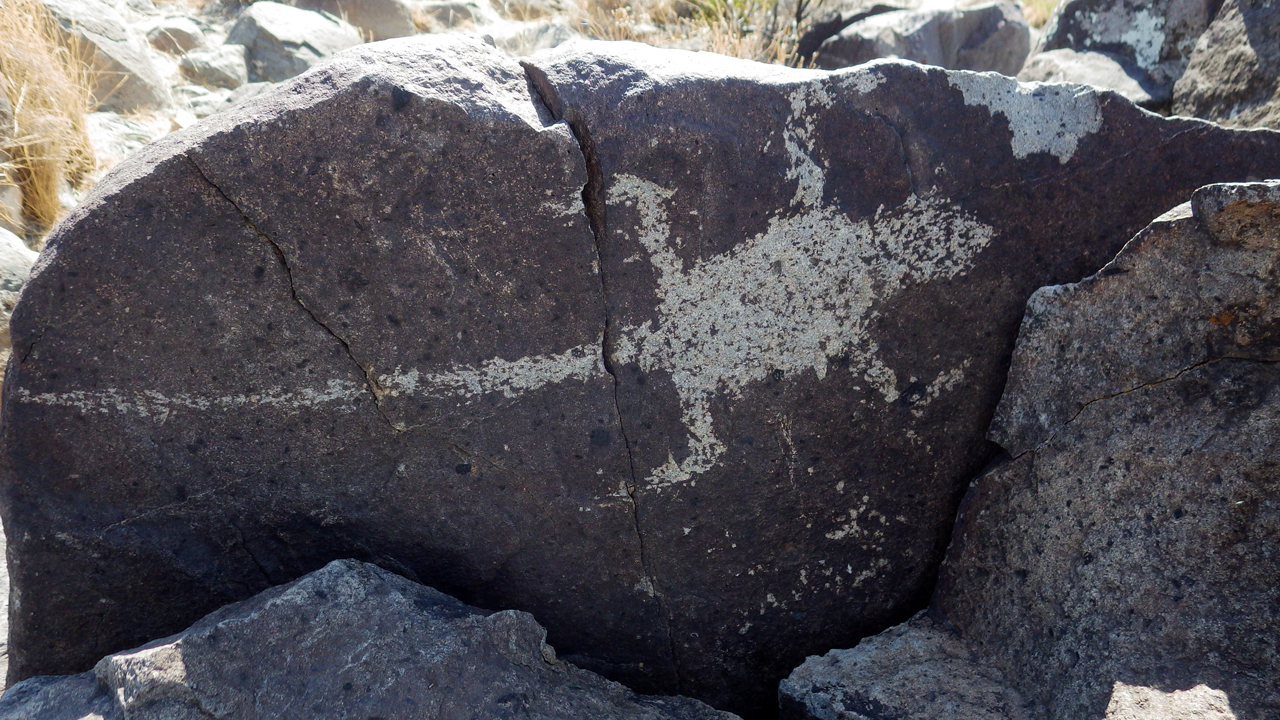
[0,0,95,242]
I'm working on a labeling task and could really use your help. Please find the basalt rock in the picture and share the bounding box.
[937,181,1280,719]
[225,1,364,82]
[811,3,1031,75]
[1172,0,1280,129]
[779,612,1032,720]
[1017,48,1159,108]
[1036,0,1220,107]
[8,36,1280,720]
[0,560,738,720]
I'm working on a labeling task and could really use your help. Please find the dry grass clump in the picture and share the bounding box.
[1021,0,1058,27]
[566,0,803,63]
[0,0,95,241]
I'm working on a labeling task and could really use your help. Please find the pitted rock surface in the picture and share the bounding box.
[8,37,1280,719]
[1172,0,1280,129]
[779,612,1032,720]
[0,560,739,720]
[937,182,1280,720]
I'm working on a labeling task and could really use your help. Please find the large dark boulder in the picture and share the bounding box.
[1172,0,1280,128]
[937,181,1280,719]
[0,560,739,720]
[8,36,1280,719]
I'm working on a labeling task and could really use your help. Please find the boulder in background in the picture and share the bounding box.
[1172,0,1280,129]
[287,0,419,40]
[39,0,171,111]
[1018,48,1159,108]
[225,1,364,82]
[1036,0,1219,107]
[812,2,1031,75]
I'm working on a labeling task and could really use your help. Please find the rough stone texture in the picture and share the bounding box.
[39,0,171,111]
[288,0,418,40]
[179,44,249,89]
[1018,47,1159,108]
[813,3,1031,75]
[936,182,1280,720]
[145,16,205,54]
[10,37,1280,720]
[1172,0,1280,129]
[225,1,364,82]
[0,228,37,359]
[521,43,1280,716]
[1036,0,1218,106]
[0,560,738,720]
[1104,683,1239,720]
[779,612,1032,720]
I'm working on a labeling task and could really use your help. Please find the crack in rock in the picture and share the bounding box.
[183,155,397,432]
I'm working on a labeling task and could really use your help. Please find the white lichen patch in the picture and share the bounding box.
[15,379,363,423]
[825,494,887,541]
[947,72,1103,164]
[610,169,995,489]
[379,341,604,401]
[1117,9,1166,71]
[839,67,886,95]
[910,359,972,417]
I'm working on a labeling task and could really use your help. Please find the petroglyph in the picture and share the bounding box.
[16,379,363,423]
[378,341,604,402]
[948,72,1102,163]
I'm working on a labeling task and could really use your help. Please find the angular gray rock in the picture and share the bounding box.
[10,36,1280,720]
[225,1,364,82]
[1036,0,1218,106]
[813,2,1031,75]
[0,228,37,356]
[287,0,418,40]
[779,613,1032,720]
[415,0,501,27]
[1017,47,1158,108]
[40,0,171,111]
[936,181,1280,720]
[1172,0,1280,129]
[179,44,249,89]
[145,16,205,54]
[0,560,739,720]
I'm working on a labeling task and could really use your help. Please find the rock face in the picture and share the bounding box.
[1037,0,1218,106]
[779,612,1032,720]
[812,3,1030,75]
[9,36,1280,719]
[40,0,171,111]
[1018,48,1159,107]
[225,1,364,82]
[179,44,250,89]
[287,0,418,41]
[145,16,205,54]
[0,228,37,359]
[936,182,1280,719]
[0,560,739,720]
[1172,0,1280,129]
